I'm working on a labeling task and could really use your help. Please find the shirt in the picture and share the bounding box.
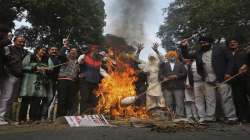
[202,50,216,82]
[191,61,202,82]
[170,62,175,71]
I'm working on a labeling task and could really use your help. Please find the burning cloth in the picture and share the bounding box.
[139,54,165,111]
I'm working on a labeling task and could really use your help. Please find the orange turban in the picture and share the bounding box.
[165,50,178,58]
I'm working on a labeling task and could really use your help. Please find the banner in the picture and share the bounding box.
[65,115,111,127]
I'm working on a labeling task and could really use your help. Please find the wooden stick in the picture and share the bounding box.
[132,71,243,102]
[135,78,170,99]
[49,62,67,69]
[214,72,243,88]
[182,28,207,42]
[66,27,74,40]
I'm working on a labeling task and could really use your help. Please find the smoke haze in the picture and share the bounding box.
[104,0,170,61]
[107,0,154,45]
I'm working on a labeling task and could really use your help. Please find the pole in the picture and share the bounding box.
[66,27,74,40]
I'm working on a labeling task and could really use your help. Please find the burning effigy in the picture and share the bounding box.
[95,50,149,120]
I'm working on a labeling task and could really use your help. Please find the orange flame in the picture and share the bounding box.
[96,50,148,119]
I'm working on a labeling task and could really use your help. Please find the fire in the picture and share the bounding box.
[96,50,148,119]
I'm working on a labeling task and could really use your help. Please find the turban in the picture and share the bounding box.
[166,50,178,58]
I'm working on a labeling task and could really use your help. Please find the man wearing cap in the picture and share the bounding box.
[195,36,237,123]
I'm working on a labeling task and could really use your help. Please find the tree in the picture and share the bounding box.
[158,0,250,49]
[0,0,106,48]
[0,0,24,28]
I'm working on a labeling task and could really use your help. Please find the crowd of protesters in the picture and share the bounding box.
[174,36,250,124]
[135,36,250,124]
[0,25,108,125]
[1,23,250,126]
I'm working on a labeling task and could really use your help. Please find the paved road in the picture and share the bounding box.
[0,123,250,140]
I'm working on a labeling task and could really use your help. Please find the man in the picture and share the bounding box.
[41,46,60,121]
[160,51,187,118]
[179,39,207,123]
[183,59,199,122]
[78,45,108,114]
[48,46,60,94]
[0,25,11,125]
[246,41,250,98]
[134,44,148,106]
[60,38,71,62]
[228,37,250,123]
[0,25,11,79]
[196,36,237,123]
[0,35,27,125]
[18,47,48,122]
[139,53,165,112]
[57,47,79,117]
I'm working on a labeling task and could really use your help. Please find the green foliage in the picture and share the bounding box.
[158,0,250,48]
[0,0,106,48]
[0,0,21,28]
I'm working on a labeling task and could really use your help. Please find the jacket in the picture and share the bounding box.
[78,53,102,84]
[159,61,187,90]
[20,55,49,97]
[5,45,27,77]
[196,45,234,82]
[0,39,11,78]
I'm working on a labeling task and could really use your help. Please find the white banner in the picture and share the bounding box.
[65,115,111,127]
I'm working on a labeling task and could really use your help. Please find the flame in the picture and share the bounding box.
[96,50,148,119]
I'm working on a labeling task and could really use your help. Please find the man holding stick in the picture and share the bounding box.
[194,36,237,123]
[227,37,250,123]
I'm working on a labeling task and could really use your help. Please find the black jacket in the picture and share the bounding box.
[0,39,11,78]
[159,62,187,90]
[232,48,247,72]
[231,48,248,81]
[48,56,61,81]
[5,45,28,77]
[196,45,234,82]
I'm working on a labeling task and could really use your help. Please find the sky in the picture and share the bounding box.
[103,0,172,61]
[15,0,173,61]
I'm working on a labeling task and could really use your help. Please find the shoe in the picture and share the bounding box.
[187,118,195,123]
[205,118,216,123]
[18,121,26,125]
[0,118,8,126]
[41,117,48,123]
[225,118,238,125]
[198,118,206,124]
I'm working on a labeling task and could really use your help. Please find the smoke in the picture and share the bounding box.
[110,0,154,45]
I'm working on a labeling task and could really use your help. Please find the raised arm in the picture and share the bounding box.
[152,42,164,62]
[135,43,144,61]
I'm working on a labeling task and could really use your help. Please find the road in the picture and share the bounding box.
[0,123,250,140]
